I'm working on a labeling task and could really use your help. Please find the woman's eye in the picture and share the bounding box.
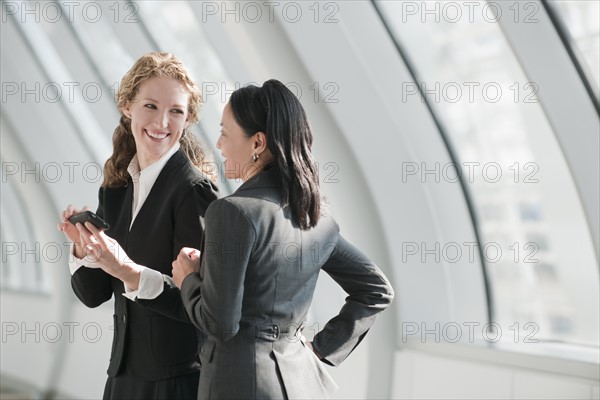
[144,104,156,109]
[172,109,184,114]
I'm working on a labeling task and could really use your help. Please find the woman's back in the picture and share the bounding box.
[202,166,339,339]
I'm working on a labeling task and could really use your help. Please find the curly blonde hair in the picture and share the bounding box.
[102,52,214,187]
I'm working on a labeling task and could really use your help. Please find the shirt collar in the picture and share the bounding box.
[127,141,181,181]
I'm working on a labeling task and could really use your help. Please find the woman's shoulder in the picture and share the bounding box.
[167,152,218,190]
[204,195,260,223]
[206,195,246,214]
[181,170,219,205]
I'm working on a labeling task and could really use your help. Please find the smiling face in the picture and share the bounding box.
[122,76,190,169]
[217,102,259,180]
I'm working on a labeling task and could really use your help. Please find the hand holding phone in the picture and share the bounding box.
[68,211,110,230]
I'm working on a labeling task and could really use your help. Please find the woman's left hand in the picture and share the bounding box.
[76,221,141,289]
[172,247,201,288]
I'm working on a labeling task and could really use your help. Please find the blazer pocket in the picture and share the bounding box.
[272,342,338,399]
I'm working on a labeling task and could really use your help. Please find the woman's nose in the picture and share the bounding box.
[154,110,169,128]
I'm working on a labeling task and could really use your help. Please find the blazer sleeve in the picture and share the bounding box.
[135,180,218,323]
[180,198,256,342]
[312,234,395,366]
[70,187,114,308]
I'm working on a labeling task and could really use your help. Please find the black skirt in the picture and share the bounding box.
[103,370,199,400]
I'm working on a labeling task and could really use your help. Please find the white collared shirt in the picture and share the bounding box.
[68,142,180,301]
[127,142,180,229]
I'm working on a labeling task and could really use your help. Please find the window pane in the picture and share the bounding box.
[0,159,49,293]
[377,0,599,347]
[549,0,600,101]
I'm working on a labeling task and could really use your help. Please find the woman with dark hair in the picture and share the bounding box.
[57,52,218,399]
[171,79,394,399]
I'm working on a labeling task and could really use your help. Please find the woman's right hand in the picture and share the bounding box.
[57,204,90,258]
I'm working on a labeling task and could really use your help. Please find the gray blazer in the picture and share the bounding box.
[180,166,394,399]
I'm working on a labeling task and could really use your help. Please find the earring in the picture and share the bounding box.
[252,153,259,162]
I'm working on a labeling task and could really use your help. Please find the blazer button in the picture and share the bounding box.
[122,315,127,325]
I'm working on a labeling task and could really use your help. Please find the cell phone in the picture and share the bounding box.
[68,211,110,230]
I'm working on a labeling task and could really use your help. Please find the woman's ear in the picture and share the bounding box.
[253,131,268,153]
[121,103,131,119]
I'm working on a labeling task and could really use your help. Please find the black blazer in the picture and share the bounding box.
[71,150,218,379]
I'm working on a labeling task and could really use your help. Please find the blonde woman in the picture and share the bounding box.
[57,52,218,399]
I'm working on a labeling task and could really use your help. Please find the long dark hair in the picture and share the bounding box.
[229,79,321,230]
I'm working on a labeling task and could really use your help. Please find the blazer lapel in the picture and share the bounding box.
[129,151,185,232]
